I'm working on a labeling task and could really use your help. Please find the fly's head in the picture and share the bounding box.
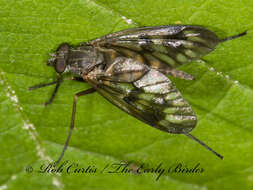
[48,43,70,74]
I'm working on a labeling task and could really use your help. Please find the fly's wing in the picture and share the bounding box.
[86,56,197,134]
[90,25,220,71]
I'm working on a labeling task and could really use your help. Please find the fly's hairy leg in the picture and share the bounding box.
[184,133,223,160]
[219,31,247,42]
[28,76,86,106]
[28,75,63,106]
[54,88,96,166]
[44,77,86,106]
[44,78,62,106]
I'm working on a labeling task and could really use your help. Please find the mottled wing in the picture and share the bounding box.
[90,25,220,71]
[86,59,197,134]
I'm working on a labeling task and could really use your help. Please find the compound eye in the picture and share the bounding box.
[55,58,66,73]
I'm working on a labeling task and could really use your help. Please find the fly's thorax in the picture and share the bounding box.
[64,45,104,77]
[47,43,103,76]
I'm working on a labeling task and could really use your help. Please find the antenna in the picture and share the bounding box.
[220,31,247,42]
[184,133,223,160]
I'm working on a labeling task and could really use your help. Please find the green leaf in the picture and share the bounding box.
[0,0,253,189]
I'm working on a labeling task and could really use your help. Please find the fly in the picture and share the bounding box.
[28,25,247,165]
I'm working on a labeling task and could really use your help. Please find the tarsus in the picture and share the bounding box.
[220,31,247,42]
[184,133,223,160]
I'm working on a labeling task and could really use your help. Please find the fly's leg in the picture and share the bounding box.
[28,76,86,106]
[44,77,62,106]
[54,88,96,166]
[29,77,95,165]
[28,75,63,91]
[28,75,63,106]
[184,133,223,160]
[220,31,247,42]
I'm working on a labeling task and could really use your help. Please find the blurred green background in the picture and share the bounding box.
[0,0,253,189]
